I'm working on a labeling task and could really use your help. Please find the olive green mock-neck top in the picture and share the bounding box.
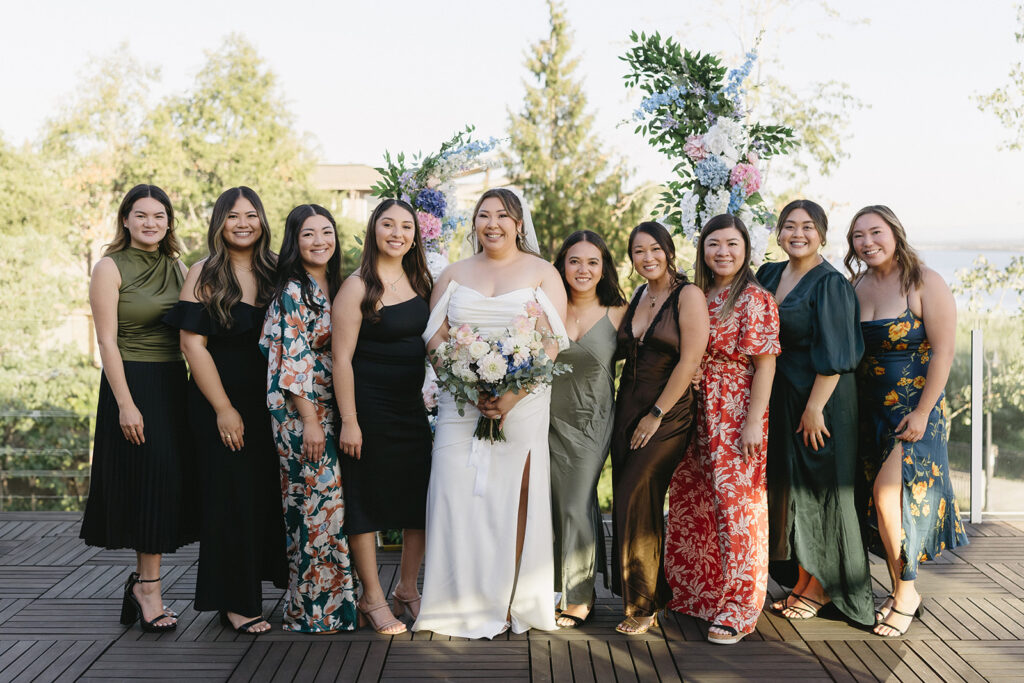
[109,247,184,362]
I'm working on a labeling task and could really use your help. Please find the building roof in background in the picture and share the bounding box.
[313,164,382,192]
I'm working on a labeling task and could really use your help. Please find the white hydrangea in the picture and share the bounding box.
[737,206,754,227]
[700,188,732,227]
[749,225,773,267]
[678,191,700,236]
[426,251,450,280]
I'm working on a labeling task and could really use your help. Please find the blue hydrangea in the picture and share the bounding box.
[415,188,447,218]
[728,184,746,213]
[633,84,688,120]
[695,154,730,189]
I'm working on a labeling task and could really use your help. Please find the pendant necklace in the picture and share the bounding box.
[384,271,404,293]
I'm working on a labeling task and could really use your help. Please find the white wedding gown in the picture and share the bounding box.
[412,281,567,638]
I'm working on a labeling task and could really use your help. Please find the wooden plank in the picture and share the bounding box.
[549,639,571,682]
[271,641,310,682]
[51,640,112,683]
[334,641,370,683]
[356,640,389,682]
[647,640,681,683]
[588,640,616,682]
[607,639,638,683]
[568,640,595,683]
[867,640,924,683]
[807,641,858,683]
[628,641,658,681]
[228,641,269,682]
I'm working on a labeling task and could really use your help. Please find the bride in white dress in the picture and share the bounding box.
[412,188,568,639]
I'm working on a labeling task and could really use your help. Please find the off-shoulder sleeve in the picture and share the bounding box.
[810,272,864,375]
[260,281,317,422]
[534,286,569,351]
[736,285,781,357]
[163,300,213,335]
[423,280,458,344]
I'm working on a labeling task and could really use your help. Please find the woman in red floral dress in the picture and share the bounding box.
[664,215,780,644]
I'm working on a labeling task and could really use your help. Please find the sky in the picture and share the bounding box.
[1,0,1022,247]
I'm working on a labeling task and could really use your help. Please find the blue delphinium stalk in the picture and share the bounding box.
[728,184,746,213]
[695,155,730,189]
[633,84,688,121]
[415,188,447,219]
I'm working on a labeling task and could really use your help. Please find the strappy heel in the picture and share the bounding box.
[391,590,421,621]
[873,598,922,637]
[121,575,176,632]
[875,593,895,624]
[123,571,177,618]
[615,612,659,635]
[220,611,270,635]
[358,599,407,635]
[774,592,825,620]
[708,623,745,645]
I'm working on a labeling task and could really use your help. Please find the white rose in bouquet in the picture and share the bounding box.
[468,340,491,360]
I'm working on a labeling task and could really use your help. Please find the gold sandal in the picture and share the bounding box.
[615,612,659,635]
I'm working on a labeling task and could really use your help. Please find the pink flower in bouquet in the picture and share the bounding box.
[746,151,760,165]
[524,301,543,317]
[729,163,762,198]
[417,211,442,240]
[683,135,708,161]
[512,314,534,336]
[454,324,476,346]
[422,380,438,410]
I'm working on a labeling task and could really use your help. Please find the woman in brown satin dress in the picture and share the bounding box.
[611,222,709,635]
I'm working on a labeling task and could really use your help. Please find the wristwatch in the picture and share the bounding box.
[649,404,664,419]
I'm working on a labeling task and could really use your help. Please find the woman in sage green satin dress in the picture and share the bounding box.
[548,231,627,628]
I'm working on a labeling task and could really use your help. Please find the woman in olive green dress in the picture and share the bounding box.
[549,231,627,628]
[755,200,874,627]
[80,184,197,632]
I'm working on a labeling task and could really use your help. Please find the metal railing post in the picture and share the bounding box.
[970,329,984,524]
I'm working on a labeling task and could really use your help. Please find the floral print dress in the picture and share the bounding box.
[260,277,358,633]
[858,308,968,580]
[664,285,780,635]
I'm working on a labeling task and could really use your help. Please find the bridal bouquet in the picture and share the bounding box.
[429,301,571,443]
[621,32,796,264]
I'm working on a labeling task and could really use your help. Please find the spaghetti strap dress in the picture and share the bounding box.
[858,307,968,579]
[549,312,617,609]
[610,282,697,617]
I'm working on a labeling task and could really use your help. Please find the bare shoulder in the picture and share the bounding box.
[91,256,120,282]
[336,272,367,304]
[678,282,707,306]
[524,253,558,278]
[920,265,951,293]
[608,303,629,328]
[176,259,188,277]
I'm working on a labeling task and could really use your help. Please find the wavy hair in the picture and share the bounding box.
[844,205,923,293]
[104,184,182,258]
[274,204,342,313]
[694,214,765,320]
[358,199,433,322]
[553,230,626,307]
[470,188,539,256]
[194,187,276,328]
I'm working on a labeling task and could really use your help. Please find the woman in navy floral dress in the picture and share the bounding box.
[846,205,967,638]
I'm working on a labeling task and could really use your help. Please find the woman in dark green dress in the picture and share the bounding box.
[756,200,874,627]
[549,231,627,628]
[847,205,967,638]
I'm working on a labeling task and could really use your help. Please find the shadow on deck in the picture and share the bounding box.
[0,513,1020,681]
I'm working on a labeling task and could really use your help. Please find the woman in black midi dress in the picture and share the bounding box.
[166,187,288,635]
[333,199,433,634]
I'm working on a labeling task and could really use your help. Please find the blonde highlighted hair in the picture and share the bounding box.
[844,205,923,294]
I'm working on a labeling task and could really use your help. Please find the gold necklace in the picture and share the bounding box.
[383,271,405,293]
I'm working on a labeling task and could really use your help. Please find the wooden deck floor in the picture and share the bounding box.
[0,513,1020,682]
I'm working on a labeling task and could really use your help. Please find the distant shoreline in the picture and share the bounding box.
[914,243,1024,252]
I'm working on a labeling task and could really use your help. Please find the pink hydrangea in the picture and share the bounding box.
[683,134,708,161]
[417,211,442,240]
[729,163,762,197]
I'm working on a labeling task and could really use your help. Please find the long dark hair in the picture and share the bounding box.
[274,204,342,313]
[553,230,626,307]
[470,188,539,256]
[195,187,276,327]
[105,184,182,258]
[695,214,765,320]
[359,199,433,322]
[845,205,924,294]
[627,221,688,286]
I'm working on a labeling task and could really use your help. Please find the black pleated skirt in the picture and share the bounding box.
[79,360,199,553]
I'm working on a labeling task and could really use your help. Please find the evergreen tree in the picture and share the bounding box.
[505,0,644,261]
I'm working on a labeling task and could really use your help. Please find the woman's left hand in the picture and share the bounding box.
[480,391,526,429]
[739,419,763,459]
[796,405,831,452]
[630,414,662,450]
[896,408,929,442]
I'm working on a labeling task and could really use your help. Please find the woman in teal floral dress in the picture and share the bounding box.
[260,204,357,633]
[846,205,967,638]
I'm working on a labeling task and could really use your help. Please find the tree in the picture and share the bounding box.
[141,34,324,255]
[504,0,645,261]
[975,3,1024,149]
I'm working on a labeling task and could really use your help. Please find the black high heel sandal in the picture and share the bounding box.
[124,571,177,618]
[121,574,177,632]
